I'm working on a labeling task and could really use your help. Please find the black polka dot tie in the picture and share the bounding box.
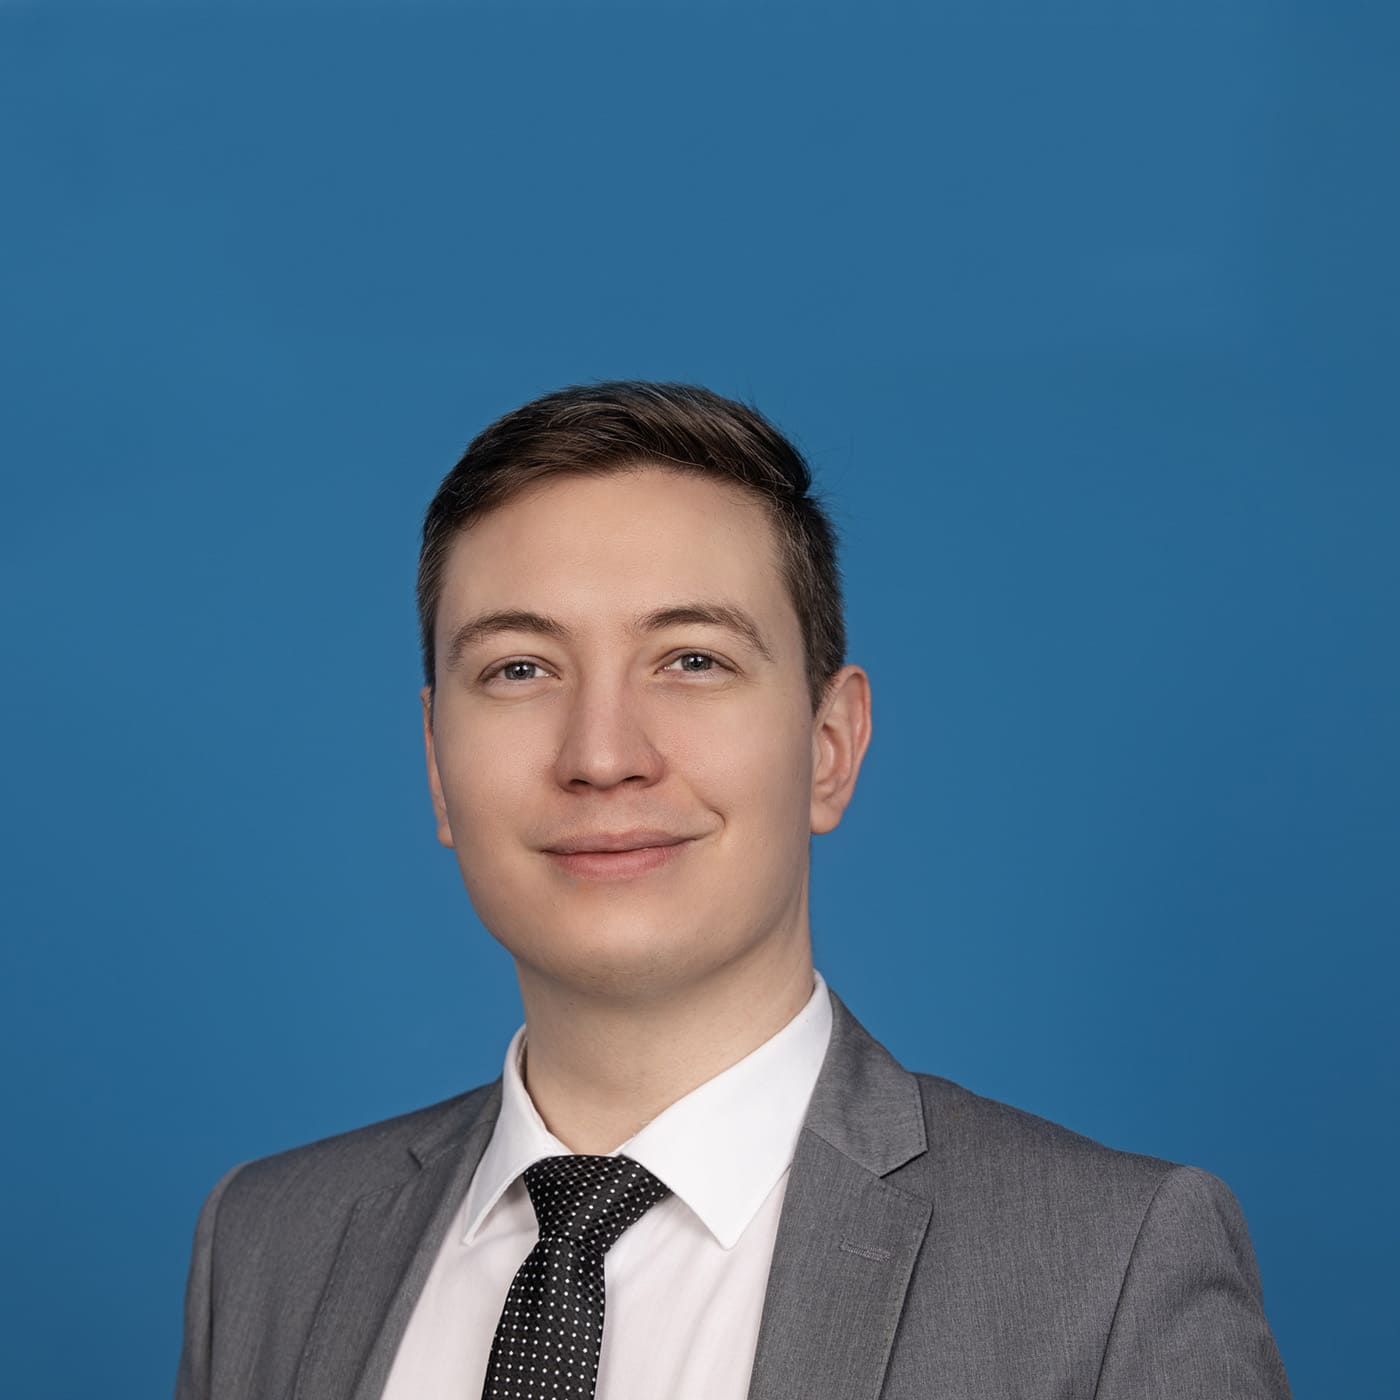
[480,1154,671,1400]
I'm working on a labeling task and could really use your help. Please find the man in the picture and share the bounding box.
[175,381,1291,1399]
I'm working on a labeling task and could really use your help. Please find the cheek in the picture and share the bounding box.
[683,706,814,828]
[437,726,530,844]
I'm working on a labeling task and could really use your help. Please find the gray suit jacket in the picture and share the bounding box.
[176,990,1291,1398]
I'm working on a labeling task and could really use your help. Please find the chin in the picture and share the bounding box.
[495,910,743,1000]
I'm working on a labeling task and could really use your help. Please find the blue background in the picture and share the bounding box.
[3,3,1396,1395]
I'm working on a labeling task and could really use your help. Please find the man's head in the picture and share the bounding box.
[417,382,870,1002]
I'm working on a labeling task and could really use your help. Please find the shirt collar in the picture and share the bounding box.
[461,970,833,1251]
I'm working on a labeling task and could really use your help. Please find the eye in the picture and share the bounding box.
[482,659,553,684]
[662,650,731,676]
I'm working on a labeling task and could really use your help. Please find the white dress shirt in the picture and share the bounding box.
[381,970,833,1400]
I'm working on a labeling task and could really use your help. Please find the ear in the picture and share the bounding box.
[810,664,873,836]
[421,685,455,848]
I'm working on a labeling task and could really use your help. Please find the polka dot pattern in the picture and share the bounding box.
[480,1154,671,1400]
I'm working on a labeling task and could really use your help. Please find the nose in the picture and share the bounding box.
[552,674,665,792]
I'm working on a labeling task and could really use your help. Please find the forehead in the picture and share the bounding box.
[436,466,793,625]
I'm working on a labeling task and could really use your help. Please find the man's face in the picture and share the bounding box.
[422,466,844,1000]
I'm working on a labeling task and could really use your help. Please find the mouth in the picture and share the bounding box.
[542,835,696,882]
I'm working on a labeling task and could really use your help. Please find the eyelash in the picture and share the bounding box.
[482,650,732,685]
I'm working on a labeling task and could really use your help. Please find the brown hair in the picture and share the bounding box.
[417,381,846,714]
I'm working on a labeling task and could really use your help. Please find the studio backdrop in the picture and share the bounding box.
[2,4,1396,1398]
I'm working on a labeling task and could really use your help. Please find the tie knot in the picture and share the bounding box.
[523,1154,671,1254]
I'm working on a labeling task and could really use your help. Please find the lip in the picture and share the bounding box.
[543,833,697,882]
[544,829,694,855]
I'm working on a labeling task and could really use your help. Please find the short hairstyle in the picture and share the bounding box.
[417,381,847,714]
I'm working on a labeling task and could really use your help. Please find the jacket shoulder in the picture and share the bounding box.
[916,1071,1176,1164]
[890,1073,1255,1327]
[214,1080,498,1227]
[904,1070,1191,1221]
[177,1083,501,1398]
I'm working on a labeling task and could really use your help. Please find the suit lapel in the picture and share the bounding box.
[746,992,932,1400]
[292,1083,502,1400]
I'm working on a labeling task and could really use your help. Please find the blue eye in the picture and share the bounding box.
[485,660,548,683]
[663,651,729,674]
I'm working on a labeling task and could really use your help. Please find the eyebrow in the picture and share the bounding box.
[443,601,776,672]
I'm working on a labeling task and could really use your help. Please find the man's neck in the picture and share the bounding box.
[515,936,817,1155]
